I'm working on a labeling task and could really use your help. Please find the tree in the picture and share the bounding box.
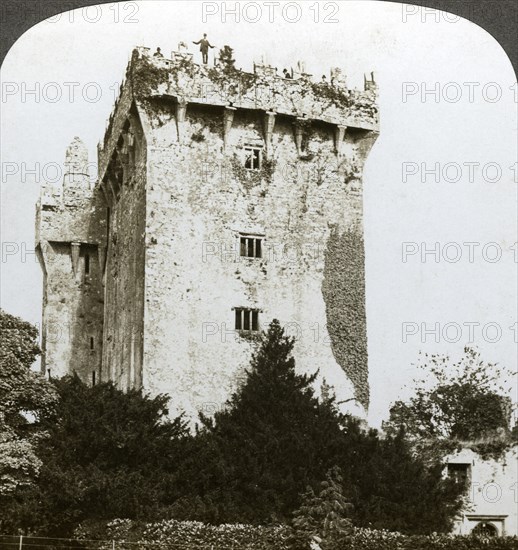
[290,466,353,549]
[384,347,515,442]
[348,427,462,534]
[218,45,236,68]
[175,320,349,524]
[0,310,57,501]
[6,375,189,536]
[174,320,462,534]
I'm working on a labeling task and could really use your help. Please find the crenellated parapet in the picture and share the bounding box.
[97,46,378,185]
[36,137,106,250]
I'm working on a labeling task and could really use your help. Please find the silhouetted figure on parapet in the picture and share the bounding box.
[193,34,215,64]
[153,47,163,57]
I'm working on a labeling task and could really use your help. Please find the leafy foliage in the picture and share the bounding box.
[347,428,462,534]
[290,466,353,549]
[0,310,57,499]
[3,319,463,536]
[218,45,236,68]
[4,376,189,536]
[384,348,516,459]
[322,229,369,408]
[169,321,461,533]
[75,519,518,550]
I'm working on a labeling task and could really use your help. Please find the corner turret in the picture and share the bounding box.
[35,138,107,383]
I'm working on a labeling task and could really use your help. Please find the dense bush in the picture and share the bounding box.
[4,375,189,536]
[76,518,291,549]
[76,519,518,550]
[334,528,518,550]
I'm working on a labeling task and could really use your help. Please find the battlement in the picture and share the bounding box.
[97,46,378,181]
[131,46,378,125]
[36,137,106,245]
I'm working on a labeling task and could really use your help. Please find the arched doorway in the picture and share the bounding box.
[472,522,498,537]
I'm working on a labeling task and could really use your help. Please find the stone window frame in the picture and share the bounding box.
[239,233,263,259]
[243,144,263,171]
[233,307,261,332]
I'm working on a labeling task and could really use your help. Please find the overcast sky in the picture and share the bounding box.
[1,0,516,427]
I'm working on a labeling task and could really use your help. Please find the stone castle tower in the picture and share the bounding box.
[36,46,379,422]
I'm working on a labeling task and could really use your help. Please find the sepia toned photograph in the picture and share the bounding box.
[0,1,516,548]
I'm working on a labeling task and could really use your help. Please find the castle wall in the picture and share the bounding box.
[37,241,104,382]
[101,158,147,389]
[137,99,375,423]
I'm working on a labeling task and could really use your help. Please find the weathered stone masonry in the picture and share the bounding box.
[36,46,379,423]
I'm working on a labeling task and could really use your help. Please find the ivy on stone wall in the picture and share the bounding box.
[230,154,276,190]
[322,228,369,409]
[131,55,171,97]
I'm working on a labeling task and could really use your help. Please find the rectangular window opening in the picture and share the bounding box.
[84,254,90,275]
[90,336,95,350]
[92,370,96,386]
[240,236,263,259]
[244,146,262,170]
[234,308,260,332]
[447,463,471,489]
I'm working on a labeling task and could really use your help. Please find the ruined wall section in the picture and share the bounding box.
[36,138,106,383]
[138,95,376,422]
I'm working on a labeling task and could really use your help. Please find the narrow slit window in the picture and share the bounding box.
[84,254,90,275]
[240,236,263,259]
[244,146,262,170]
[90,337,95,350]
[92,370,96,386]
[234,308,260,332]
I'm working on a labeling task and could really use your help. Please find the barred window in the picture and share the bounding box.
[240,236,262,258]
[234,308,259,331]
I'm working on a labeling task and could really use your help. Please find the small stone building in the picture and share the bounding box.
[445,446,518,536]
[35,46,379,424]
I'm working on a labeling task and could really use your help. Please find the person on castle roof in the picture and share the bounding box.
[193,34,215,64]
[283,68,292,79]
[153,47,163,57]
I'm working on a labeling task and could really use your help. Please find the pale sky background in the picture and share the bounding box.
[1,0,516,427]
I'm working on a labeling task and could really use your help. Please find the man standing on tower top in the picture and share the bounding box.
[193,33,215,64]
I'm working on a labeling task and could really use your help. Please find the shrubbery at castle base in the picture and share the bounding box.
[76,518,518,550]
